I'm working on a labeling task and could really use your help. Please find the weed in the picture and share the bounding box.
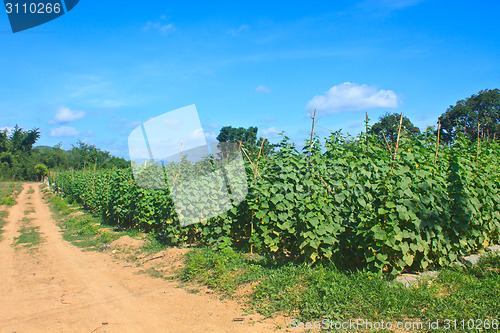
[180,246,500,325]
[140,232,167,253]
[140,267,165,279]
[24,207,35,215]
[14,217,43,249]
[0,211,7,240]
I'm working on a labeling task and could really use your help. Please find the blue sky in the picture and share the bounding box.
[1,0,499,158]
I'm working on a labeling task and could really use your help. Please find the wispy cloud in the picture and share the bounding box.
[261,126,280,137]
[49,106,85,124]
[143,16,176,34]
[63,75,143,109]
[306,82,400,114]
[204,131,217,141]
[49,126,80,137]
[255,85,271,93]
[227,24,249,36]
[358,0,423,12]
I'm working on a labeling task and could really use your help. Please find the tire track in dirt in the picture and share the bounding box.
[0,184,285,333]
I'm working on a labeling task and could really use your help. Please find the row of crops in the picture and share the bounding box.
[49,128,500,275]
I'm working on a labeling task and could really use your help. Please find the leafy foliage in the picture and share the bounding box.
[438,88,500,143]
[50,124,500,275]
[370,112,420,143]
[217,125,274,155]
[0,125,128,181]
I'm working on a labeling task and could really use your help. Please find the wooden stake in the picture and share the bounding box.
[250,215,254,255]
[382,132,393,156]
[172,140,184,186]
[394,112,404,160]
[240,143,262,179]
[254,138,265,178]
[476,123,480,165]
[365,112,369,149]
[390,113,404,174]
[309,109,317,158]
[319,176,335,196]
[434,120,441,165]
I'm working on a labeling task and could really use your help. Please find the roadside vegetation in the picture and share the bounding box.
[13,216,43,250]
[0,182,23,206]
[0,182,23,240]
[43,186,500,332]
[181,247,500,331]
[23,89,500,330]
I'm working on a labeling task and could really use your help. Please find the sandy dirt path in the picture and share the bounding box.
[0,183,285,333]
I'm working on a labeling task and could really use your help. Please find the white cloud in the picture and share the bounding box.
[50,106,85,124]
[49,126,80,137]
[255,85,271,93]
[189,128,205,141]
[204,131,217,141]
[143,20,176,34]
[261,126,280,137]
[228,24,249,36]
[306,82,400,114]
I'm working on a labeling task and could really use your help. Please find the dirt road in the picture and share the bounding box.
[0,184,284,332]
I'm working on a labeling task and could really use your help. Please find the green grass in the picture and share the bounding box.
[46,191,143,251]
[0,211,8,241]
[139,267,166,279]
[0,182,23,206]
[13,217,43,249]
[140,232,168,253]
[24,207,35,215]
[180,247,500,331]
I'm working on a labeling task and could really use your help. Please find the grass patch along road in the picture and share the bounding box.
[13,217,43,249]
[0,182,23,206]
[180,246,500,331]
[44,184,500,331]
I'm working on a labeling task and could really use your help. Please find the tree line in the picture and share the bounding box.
[1,88,498,181]
[0,126,128,181]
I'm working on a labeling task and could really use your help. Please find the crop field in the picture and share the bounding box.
[49,128,500,276]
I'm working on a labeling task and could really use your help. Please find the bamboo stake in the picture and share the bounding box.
[239,143,262,179]
[309,109,317,158]
[382,132,393,156]
[476,123,480,165]
[319,176,335,196]
[254,138,265,177]
[394,112,404,159]
[434,120,441,164]
[365,112,369,149]
[250,214,254,255]
[172,140,184,186]
[390,113,404,174]
[249,138,265,254]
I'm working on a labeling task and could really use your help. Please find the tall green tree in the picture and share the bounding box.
[34,163,49,181]
[0,129,9,153]
[9,125,40,152]
[438,89,500,143]
[216,126,274,155]
[370,113,420,143]
[216,126,259,145]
